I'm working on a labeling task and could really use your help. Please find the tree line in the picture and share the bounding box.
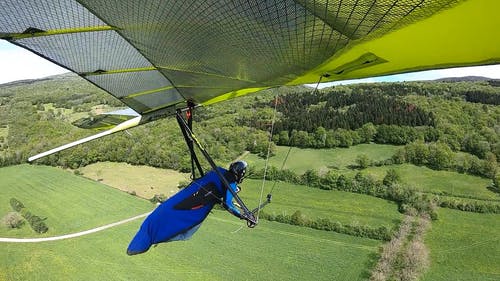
[269,90,435,132]
[0,75,498,179]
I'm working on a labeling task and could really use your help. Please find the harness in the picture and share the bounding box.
[176,103,263,227]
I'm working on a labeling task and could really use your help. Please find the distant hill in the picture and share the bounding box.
[433,76,498,83]
[0,73,75,87]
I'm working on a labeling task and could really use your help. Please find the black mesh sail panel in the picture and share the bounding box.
[2,0,497,121]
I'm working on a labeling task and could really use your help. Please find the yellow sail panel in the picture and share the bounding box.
[1,0,499,117]
[291,0,500,84]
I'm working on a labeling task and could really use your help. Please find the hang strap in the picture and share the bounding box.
[176,110,257,227]
[177,103,204,179]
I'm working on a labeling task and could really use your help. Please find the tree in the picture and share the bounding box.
[336,175,352,191]
[493,173,500,192]
[277,130,289,145]
[325,130,338,148]
[383,169,401,186]
[335,129,353,147]
[1,212,24,229]
[301,169,320,187]
[463,134,490,159]
[357,122,376,143]
[291,210,307,226]
[293,130,312,148]
[313,126,327,148]
[406,141,429,165]
[355,154,371,169]
[427,142,454,170]
[319,170,338,190]
[482,153,498,179]
[392,148,406,164]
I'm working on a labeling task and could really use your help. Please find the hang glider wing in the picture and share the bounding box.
[1,0,499,123]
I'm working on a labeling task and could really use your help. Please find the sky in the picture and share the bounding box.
[0,40,499,86]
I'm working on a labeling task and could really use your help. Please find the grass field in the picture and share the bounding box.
[0,165,381,281]
[79,162,190,200]
[0,211,381,281]
[241,179,402,229]
[243,144,399,174]
[0,164,153,237]
[40,103,124,123]
[421,208,500,281]
[362,164,497,200]
[76,162,402,229]
[0,125,7,139]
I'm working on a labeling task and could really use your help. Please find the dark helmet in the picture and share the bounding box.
[229,160,248,183]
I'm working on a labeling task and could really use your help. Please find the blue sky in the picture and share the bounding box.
[1,40,499,86]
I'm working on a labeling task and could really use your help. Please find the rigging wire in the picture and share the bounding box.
[255,92,280,221]
[267,144,293,195]
[256,76,325,219]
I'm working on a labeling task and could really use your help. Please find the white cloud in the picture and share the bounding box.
[0,40,68,84]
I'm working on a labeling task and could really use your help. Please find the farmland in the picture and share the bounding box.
[421,208,500,281]
[79,162,190,200]
[1,75,499,280]
[0,164,381,281]
[362,164,497,200]
[244,144,399,174]
[242,179,402,229]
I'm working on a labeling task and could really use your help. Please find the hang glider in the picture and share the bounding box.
[2,0,500,160]
[2,1,499,122]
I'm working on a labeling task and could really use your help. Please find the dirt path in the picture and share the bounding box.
[0,212,151,243]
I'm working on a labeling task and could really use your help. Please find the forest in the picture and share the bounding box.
[0,74,498,184]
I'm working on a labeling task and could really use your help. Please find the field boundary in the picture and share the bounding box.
[210,216,378,251]
[0,212,150,243]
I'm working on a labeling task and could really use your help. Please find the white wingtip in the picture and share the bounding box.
[28,116,141,162]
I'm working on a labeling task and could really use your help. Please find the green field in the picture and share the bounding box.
[241,179,402,229]
[77,162,403,229]
[40,103,124,123]
[243,144,399,174]
[362,164,497,200]
[0,125,7,138]
[2,157,499,280]
[0,164,152,237]
[1,212,381,281]
[79,162,190,199]
[0,164,381,280]
[421,208,500,281]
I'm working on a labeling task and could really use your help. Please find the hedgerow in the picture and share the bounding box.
[259,210,393,241]
[9,198,48,233]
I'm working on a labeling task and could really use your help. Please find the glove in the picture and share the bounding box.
[247,219,257,228]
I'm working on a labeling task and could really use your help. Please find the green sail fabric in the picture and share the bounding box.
[1,0,499,121]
